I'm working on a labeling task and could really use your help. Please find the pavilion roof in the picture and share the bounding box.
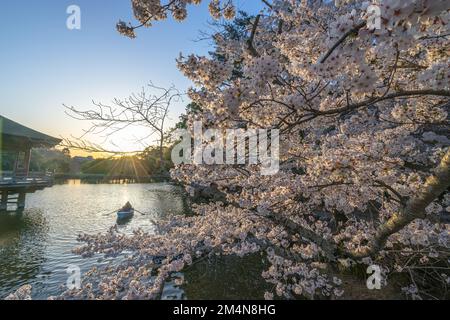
[0,115,61,149]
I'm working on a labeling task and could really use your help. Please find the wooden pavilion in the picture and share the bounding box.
[0,115,61,210]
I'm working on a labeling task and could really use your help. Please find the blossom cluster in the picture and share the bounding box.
[117,0,236,38]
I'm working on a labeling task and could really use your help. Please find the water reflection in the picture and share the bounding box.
[0,182,267,300]
[0,210,49,295]
[0,183,185,299]
[116,216,133,226]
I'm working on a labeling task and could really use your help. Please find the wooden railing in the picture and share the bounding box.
[0,171,54,187]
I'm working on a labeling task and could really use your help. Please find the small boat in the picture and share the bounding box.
[117,208,134,220]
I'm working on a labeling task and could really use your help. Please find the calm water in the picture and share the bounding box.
[0,182,268,299]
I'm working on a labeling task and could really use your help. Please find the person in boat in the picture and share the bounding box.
[121,201,133,211]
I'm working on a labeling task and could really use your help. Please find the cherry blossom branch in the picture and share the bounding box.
[247,14,261,57]
[318,89,450,116]
[374,180,407,204]
[132,1,176,30]
[319,21,366,64]
[263,211,338,261]
[260,0,273,9]
[348,149,450,259]
[232,149,449,263]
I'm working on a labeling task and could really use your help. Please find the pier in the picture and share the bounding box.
[0,115,61,210]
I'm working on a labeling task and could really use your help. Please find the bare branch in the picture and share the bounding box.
[64,83,182,162]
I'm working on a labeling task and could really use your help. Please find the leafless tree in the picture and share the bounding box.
[64,83,182,165]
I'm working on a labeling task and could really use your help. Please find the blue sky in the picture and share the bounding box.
[0,0,261,152]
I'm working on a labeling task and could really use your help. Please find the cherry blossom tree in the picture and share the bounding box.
[39,0,450,300]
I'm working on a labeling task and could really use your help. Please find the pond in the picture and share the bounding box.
[0,182,268,300]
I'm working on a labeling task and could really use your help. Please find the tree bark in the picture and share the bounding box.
[348,149,450,259]
[159,132,164,169]
[258,150,450,262]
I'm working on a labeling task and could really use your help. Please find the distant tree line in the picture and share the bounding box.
[1,102,200,177]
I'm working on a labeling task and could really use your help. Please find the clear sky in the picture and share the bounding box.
[0,0,261,153]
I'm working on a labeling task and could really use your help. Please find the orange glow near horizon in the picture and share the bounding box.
[56,147,141,159]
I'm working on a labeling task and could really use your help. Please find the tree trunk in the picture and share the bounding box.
[159,132,164,170]
[348,149,450,259]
